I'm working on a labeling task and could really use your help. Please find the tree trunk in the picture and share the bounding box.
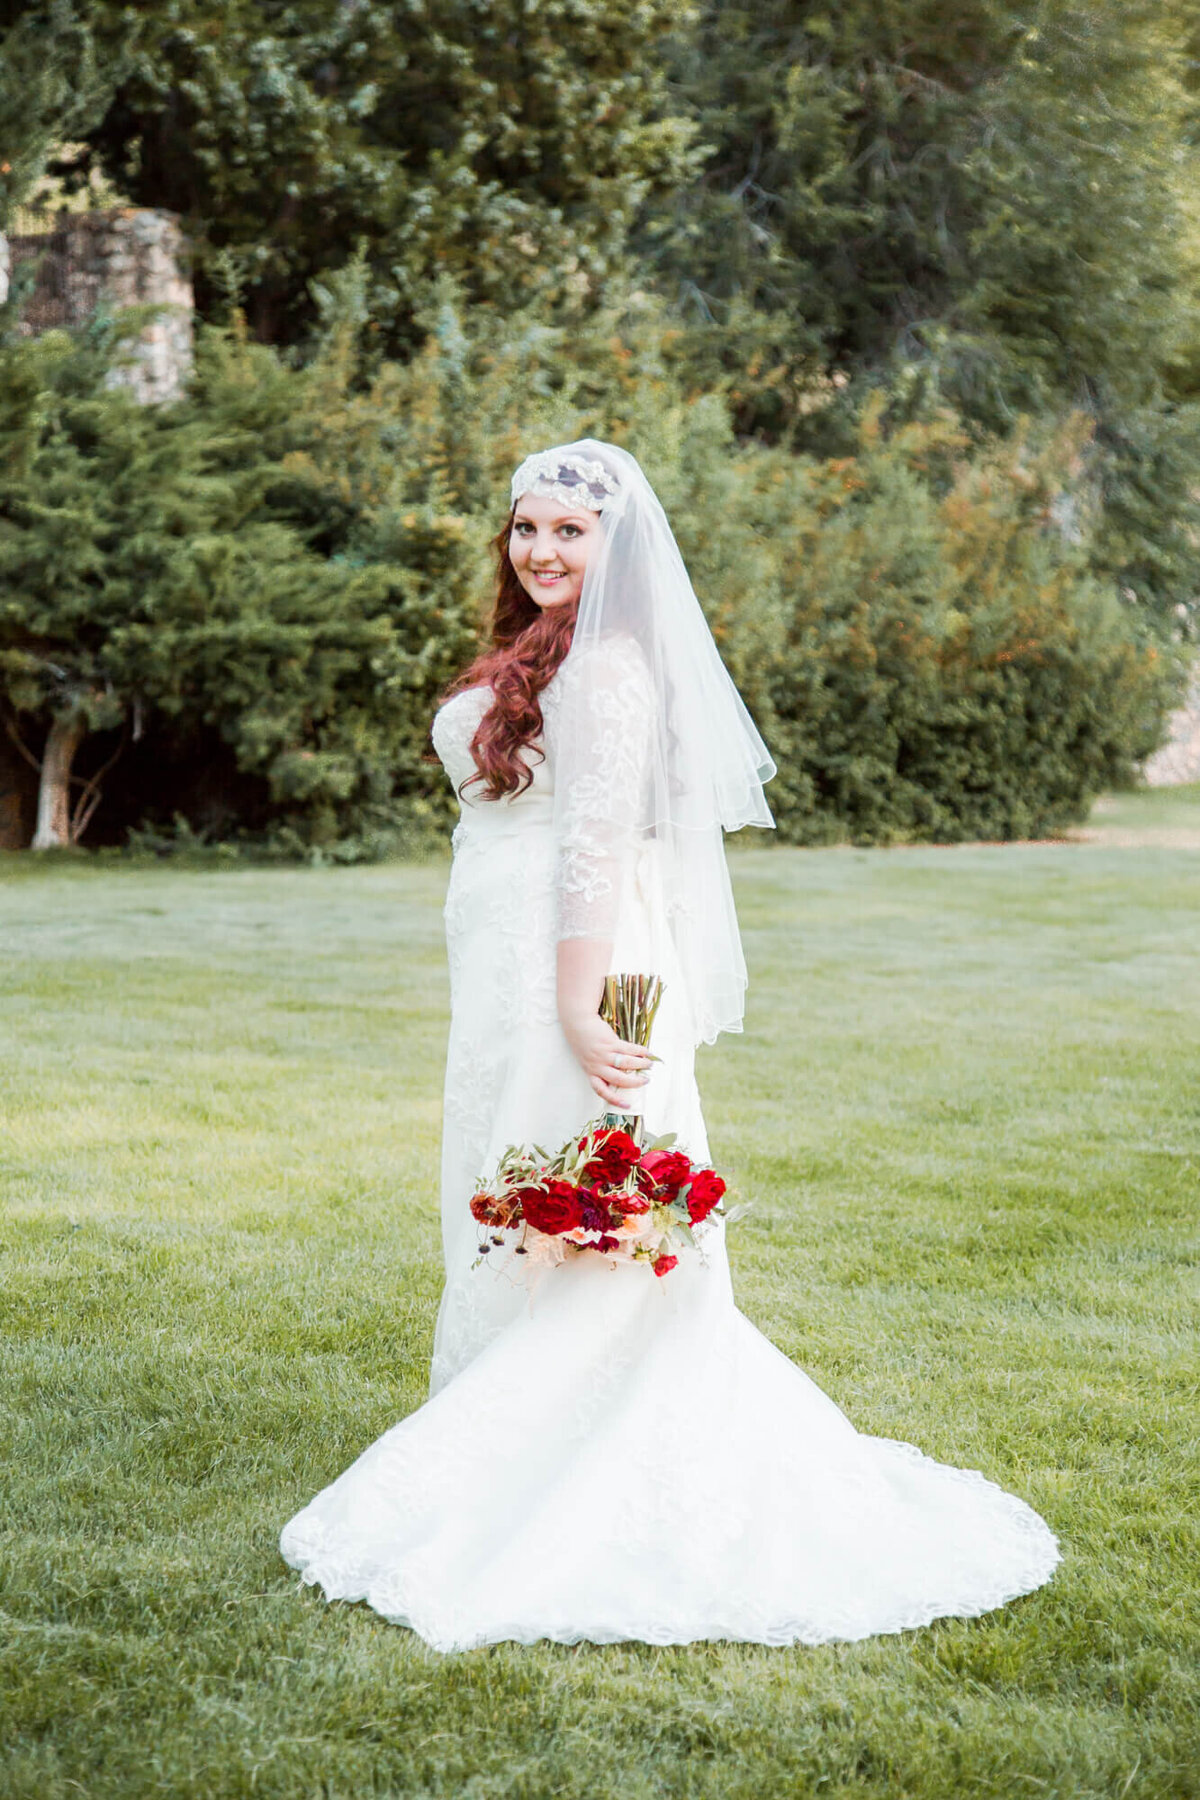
[31,706,88,849]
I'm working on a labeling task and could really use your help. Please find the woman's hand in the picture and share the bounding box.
[556,938,656,1110]
[560,1012,654,1111]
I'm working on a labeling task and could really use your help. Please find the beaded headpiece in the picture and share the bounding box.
[510,448,621,513]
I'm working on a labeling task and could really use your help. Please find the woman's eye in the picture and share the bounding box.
[559,525,580,538]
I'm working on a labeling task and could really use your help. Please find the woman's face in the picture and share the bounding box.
[508,493,602,610]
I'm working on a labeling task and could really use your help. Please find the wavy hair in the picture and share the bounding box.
[438,506,581,802]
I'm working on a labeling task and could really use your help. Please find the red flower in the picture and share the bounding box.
[613,1191,650,1217]
[652,1253,678,1278]
[581,1129,641,1185]
[580,1192,613,1233]
[520,1180,585,1237]
[470,1194,497,1224]
[685,1168,726,1224]
[640,1149,692,1198]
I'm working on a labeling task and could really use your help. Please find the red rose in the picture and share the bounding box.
[582,1129,641,1185]
[613,1191,650,1217]
[685,1168,726,1224]
[640,1149,692,1199]
[520,1180,585,1237]
[652,1253,678,1278]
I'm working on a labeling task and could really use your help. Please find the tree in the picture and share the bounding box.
[0,308,483,852]
[0,323,156,845]
[644,0,1200,633]
[651,3,1185,397]
[69,0,698,348]
[0,0,126,227]
[0,273,1177,853]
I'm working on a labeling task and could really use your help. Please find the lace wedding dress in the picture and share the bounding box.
[280,642,1060,1651]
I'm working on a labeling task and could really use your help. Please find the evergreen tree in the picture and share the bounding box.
[0,321,168,845]
[0,310,481,850]
[70,0,697,347]
[652,2,1186,403]
[0,1,124,227]
[648,0,1200,632]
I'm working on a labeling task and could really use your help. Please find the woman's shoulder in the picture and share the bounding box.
[435,681,492,716]
[552,632,652,699]
[432,682,491,747]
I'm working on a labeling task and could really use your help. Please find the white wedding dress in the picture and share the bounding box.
[280,646,1060,1652]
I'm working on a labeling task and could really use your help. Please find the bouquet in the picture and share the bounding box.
[469,975,730,1279]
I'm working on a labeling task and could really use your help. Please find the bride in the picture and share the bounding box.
[280,439,1060,1651]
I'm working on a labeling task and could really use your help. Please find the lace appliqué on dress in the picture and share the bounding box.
[542,638,654,944]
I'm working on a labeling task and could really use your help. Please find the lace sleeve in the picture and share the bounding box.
[550,638,655,944]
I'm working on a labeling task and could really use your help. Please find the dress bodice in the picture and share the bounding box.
[431,642,657,943]
[432,678,561,834]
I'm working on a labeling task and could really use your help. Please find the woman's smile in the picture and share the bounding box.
[509,492,602,608]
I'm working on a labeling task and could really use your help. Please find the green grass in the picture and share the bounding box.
[1080,781,1200,844]
[1,787,1198,1799]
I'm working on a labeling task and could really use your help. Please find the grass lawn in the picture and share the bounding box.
[1,788,1197,1799]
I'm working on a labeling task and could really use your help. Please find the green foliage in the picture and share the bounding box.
[0,310,481,855]
[735,404,1182,843]
[0,320,190,776]
[6,2,1198,646]
[0,1,125,227]
[649,0,1200,631]
[73,0,697,346]
[654,2,1189,406]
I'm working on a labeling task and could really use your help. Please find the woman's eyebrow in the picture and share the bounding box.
[514,512,590,526]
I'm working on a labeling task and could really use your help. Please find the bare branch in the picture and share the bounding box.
[2,711,43,774]
[68,723,130,845]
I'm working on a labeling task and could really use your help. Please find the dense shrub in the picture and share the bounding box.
[0,309,481,855]
[738,406,1179,843]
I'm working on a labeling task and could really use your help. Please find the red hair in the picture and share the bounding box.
[439,506,580,802]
